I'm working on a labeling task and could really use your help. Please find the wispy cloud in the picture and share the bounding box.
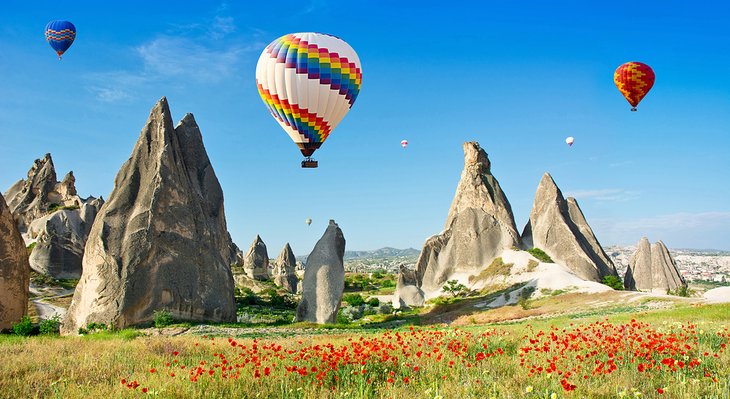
[84,3,264,103]
[565,188,640,202]
[600,212,730,231]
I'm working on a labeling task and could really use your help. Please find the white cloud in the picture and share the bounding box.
[600,212,730,231]
[89,86,132,103]
[565,188,640,202]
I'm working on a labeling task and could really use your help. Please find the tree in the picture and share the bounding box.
[443,280,468,297]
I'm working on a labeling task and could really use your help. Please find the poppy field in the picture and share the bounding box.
[1,304,729,398]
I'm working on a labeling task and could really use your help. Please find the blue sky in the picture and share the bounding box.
[1,1,728,255]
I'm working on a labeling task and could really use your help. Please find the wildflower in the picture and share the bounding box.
[525,385,534,393]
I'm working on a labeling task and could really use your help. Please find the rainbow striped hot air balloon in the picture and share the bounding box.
[614,62,655,111]
[45,20,76,59]
[255,33,362,168]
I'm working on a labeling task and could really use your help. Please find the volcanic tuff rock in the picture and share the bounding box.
[272,243,298,294]
[61,97,236,334]
[243,235,269,281]
[393,265,424,309]
[414,142,520,294]
[4,155,103,278]
[0,193,30,330]
[624,238,687,293]
[295,220,345,324]
[521,173,618,282]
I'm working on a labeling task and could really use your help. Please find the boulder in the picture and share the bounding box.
[521,173,618,282]
[414,142,520,295]
[393,265,424,309]
[243,235,269,281]
[0,193,30,330]
[4,154,103,278]
[61,97,236,334]
[624,238,687,293]
[295,220,345,324]
[272,243,298,293]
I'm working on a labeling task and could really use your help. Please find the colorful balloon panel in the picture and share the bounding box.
[401,139,408,148]
[614,62,654,110]
[255,33,362,157]
[565,136,574,146]
[45,20,76,59]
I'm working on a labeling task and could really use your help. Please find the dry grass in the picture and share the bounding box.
[469,258,514,284]
[526,259,539,272]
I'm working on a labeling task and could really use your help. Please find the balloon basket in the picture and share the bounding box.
[630,107,637,112]
[301,158,318,168]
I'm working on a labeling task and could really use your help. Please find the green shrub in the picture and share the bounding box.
[602,275,625,291]
[366,297,380,307]
[12,316,34,336]
[527,248,553,263]
[39,315,61,335]
[235,287,258,305]
[343,293,366,307]
[443,280,468,297]
[669,286,691,297]
[518,286,536,310]
[78,322,109,335]
[153,310,174,328]
[261,288,297,309]
[26,242,36,256]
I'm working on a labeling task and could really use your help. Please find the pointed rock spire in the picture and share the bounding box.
[243,235,269,281]
[61,97,236,333]
[521,173,618,282]
[296,220,345,324]
[412,142,520,295]
[625,238,687,293]
[272,243,298,293]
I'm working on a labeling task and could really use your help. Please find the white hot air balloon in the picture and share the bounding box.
[565,136,574,147]
[255,33,362,168]
[401,139,408,148]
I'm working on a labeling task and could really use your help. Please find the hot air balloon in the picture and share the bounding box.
[305,218,312,226]
[401,139,408,148]
[256,33,362,168]
[565,136,574,147]
[614,62,655,111]
[45,20,76,59]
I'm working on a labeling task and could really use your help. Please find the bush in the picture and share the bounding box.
[670,286,691,297]
[527,248,553,263]
[602,275,624,291]
[366,297,380,307]
[39,315,61,335]
[12,316,34,336]
[262,288,297,309]
[26,242,36,256]
[518,286,536,310]
[153,310,174,328]
[340,306,364,322]
[79,322,109,335]
[378,303,394,315]
[343,293,366,307]
[235,287,258,305]
[443,280,468,297]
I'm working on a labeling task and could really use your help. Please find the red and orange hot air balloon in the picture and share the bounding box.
[614,62,655,111]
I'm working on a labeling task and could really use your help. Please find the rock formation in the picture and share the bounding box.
[4,155,103,278]
[521,173,618,282]
[393,265,424,309]
[243,235,269,281]
[61,97,236,334]
[413,142,520,295]
[0,193,30,330]
[624,238,687,293]
[295,220,345,324]
[272,243,298,293]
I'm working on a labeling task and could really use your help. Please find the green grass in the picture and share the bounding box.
[527,247,553,263]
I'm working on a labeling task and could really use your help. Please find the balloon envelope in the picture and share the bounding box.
[305,218,312,226]
[566,136,574,146]
[614,62,655,110]
[255,33,362,158]
[401,139,408,148]
[45,20,76,59]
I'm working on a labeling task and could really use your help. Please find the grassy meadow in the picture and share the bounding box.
[1,297,729,399]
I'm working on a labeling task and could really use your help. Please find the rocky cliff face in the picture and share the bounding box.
[0,193,30,330]
[4,154,102,278]
[624,238,687,293]
[413,142,520,294]
[295,220,345,324]
[521,173,618,282]
[61,97,236,334]
[272,243,298,294]
[243,235,269,281]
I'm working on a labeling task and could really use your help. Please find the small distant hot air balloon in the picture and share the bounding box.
[565,136,574,147]
[255,33,362,168]
[614,62,655,111]
[45,20,76,59]
[401,139,408,148]
[305,218,312,226]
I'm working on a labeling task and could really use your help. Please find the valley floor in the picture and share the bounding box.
[1,294,729,399]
